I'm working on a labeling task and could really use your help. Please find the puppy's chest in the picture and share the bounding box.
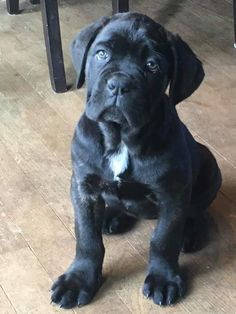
[108,143,129,181]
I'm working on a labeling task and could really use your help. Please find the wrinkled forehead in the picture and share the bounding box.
[94,15,166,51]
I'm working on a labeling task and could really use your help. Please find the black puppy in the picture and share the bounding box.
[51,13,221,308]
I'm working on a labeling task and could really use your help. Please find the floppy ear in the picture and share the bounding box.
[71,16,111,89]
[167,33,205,105]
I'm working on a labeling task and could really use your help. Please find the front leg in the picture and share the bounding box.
[143,193,188,306]
[51,175,105,309]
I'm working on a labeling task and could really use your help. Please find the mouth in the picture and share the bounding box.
[101,105,127,124]
[86,87,149,128]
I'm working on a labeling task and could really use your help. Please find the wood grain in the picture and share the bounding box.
[0,0,235,313]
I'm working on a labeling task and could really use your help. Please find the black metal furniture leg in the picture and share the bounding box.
[112,0,129,14]
[234,0,236,48]
[40,0,67,93]
[30,0,40,4]
[6,0,19,14]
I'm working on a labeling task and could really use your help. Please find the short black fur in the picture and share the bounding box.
[51,13,221,308]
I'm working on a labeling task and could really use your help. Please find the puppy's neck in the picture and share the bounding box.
[121,98,176,155]
[99,121,122,153]
[99,98,175,156]
[99,121,129,180]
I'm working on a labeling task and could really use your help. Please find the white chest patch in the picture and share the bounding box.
[108,143,129,180]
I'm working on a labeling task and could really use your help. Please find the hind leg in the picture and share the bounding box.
[182,145,221,253]
[102,198,158,235]
[102,203,138,235]
[182,180,220,253]
[182,213,208,253]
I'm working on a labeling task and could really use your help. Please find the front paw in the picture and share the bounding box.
[51,270,102,309]
[143,273,185,306]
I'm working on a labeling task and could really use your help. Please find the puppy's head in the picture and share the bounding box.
[71,13,204,128]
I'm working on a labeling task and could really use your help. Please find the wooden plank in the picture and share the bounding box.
[0,91,74,234]
[0,61,74,168]
[178,82,236,167]
[0,285,17,314]
[0,138,75,278]
[0,209,27,255]
[0,247,73,313]
[193,135,236,203]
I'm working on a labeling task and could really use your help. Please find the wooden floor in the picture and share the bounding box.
[0,0,236,313]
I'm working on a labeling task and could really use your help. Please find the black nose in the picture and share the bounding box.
[107,75,131,95]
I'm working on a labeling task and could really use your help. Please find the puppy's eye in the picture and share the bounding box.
[96,50,109,60]
[146,60,159,72]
